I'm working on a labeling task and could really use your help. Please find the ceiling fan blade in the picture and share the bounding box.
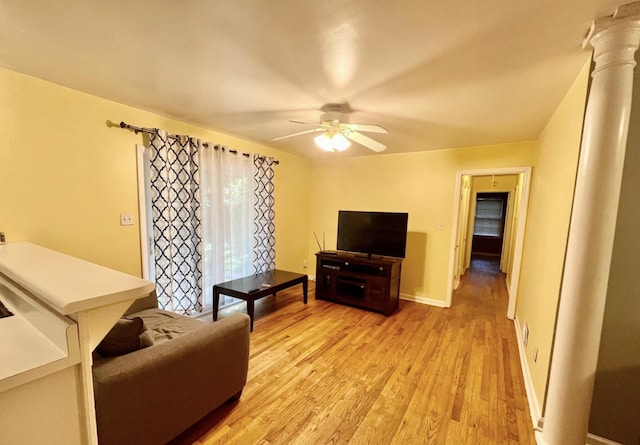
[289,120,318,125]
[347,131,387,152]
[272,128,322,141]
[348,123,388,134]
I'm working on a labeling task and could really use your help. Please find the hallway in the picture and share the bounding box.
[457,255,509,314]
[469,255,503,275]
[447,254,533,442]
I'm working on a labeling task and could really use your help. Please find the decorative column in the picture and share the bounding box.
[541,4,640,445]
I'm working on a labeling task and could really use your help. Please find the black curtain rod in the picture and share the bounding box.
[117,121,279,164]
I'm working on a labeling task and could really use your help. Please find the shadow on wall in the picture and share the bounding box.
[589,365,640,445]
[401,232,428,297]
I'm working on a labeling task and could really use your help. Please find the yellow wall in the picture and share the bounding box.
[514,60,590,410]
[0,67,310,276]
[308,143,536,303]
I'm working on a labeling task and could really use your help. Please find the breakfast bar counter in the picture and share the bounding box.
[0,242,155,445]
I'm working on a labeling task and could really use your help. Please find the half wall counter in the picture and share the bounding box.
[0,242,155,445]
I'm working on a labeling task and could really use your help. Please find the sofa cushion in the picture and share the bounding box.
[134,308,207,346]
[96,317,147,357]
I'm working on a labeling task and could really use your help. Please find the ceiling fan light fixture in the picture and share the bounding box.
[314,132,350,152]
[331,133,351,151]
[314,133,332,151]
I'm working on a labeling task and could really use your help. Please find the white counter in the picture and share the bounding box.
[0,276,79,392]
[1,313,67,372]
[0,242,155,314]
[0,242,155,445]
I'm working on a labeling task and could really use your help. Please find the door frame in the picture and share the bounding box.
[136,144,153,281]
[445,166,532,319]
[452,175,472,290]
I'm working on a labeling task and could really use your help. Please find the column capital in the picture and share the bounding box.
[584,2,640,48]
[582,3,640,75]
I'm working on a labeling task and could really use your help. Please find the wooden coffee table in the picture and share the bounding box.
[213,269,308,331]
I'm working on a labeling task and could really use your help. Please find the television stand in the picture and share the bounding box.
[353,253,383,260]
[315,252,402,316]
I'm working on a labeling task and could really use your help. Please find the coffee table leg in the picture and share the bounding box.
[303,277,308,304]
[247,299,254,332]
[213,287,220,321]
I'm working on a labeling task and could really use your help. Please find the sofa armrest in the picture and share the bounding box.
[93,313,250,445]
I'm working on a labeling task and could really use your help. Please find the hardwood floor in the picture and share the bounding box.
[171,260,536,444]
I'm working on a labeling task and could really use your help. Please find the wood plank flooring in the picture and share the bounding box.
[171,259,536,444]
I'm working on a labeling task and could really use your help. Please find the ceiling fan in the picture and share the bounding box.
[272,103,388,152]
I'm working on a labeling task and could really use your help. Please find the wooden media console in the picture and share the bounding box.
[315,251,402,316]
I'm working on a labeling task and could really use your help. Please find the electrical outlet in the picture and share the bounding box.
[120,213,134,226]
[303,259,308,268]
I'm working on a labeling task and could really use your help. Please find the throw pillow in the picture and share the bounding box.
[96,316,147,357]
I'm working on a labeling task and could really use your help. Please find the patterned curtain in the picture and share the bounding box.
[144,131,276,314]
[149,130,203,314]
[253,155,276,273]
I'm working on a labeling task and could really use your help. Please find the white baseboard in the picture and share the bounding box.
[535,430,546,445]
[513,318,617,445]
[513,315,542,428]
[536,418,622,445]
[400,294,447,307]
[586,433,623,445]
[193,309,213,320]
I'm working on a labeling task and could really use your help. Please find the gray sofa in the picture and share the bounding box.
[92,292,250,445]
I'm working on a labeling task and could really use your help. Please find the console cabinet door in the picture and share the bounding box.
[366,277,388,311]
[316,270,336,299]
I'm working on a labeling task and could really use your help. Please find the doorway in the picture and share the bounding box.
[471,192,509,263]
[445,167,532,319]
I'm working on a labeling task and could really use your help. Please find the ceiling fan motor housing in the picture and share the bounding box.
[321,112,348,125]
[320,103,351,126]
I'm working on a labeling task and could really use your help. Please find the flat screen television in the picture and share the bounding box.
[337,211,409,258]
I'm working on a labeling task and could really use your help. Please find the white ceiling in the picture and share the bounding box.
[0,1,629,158]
